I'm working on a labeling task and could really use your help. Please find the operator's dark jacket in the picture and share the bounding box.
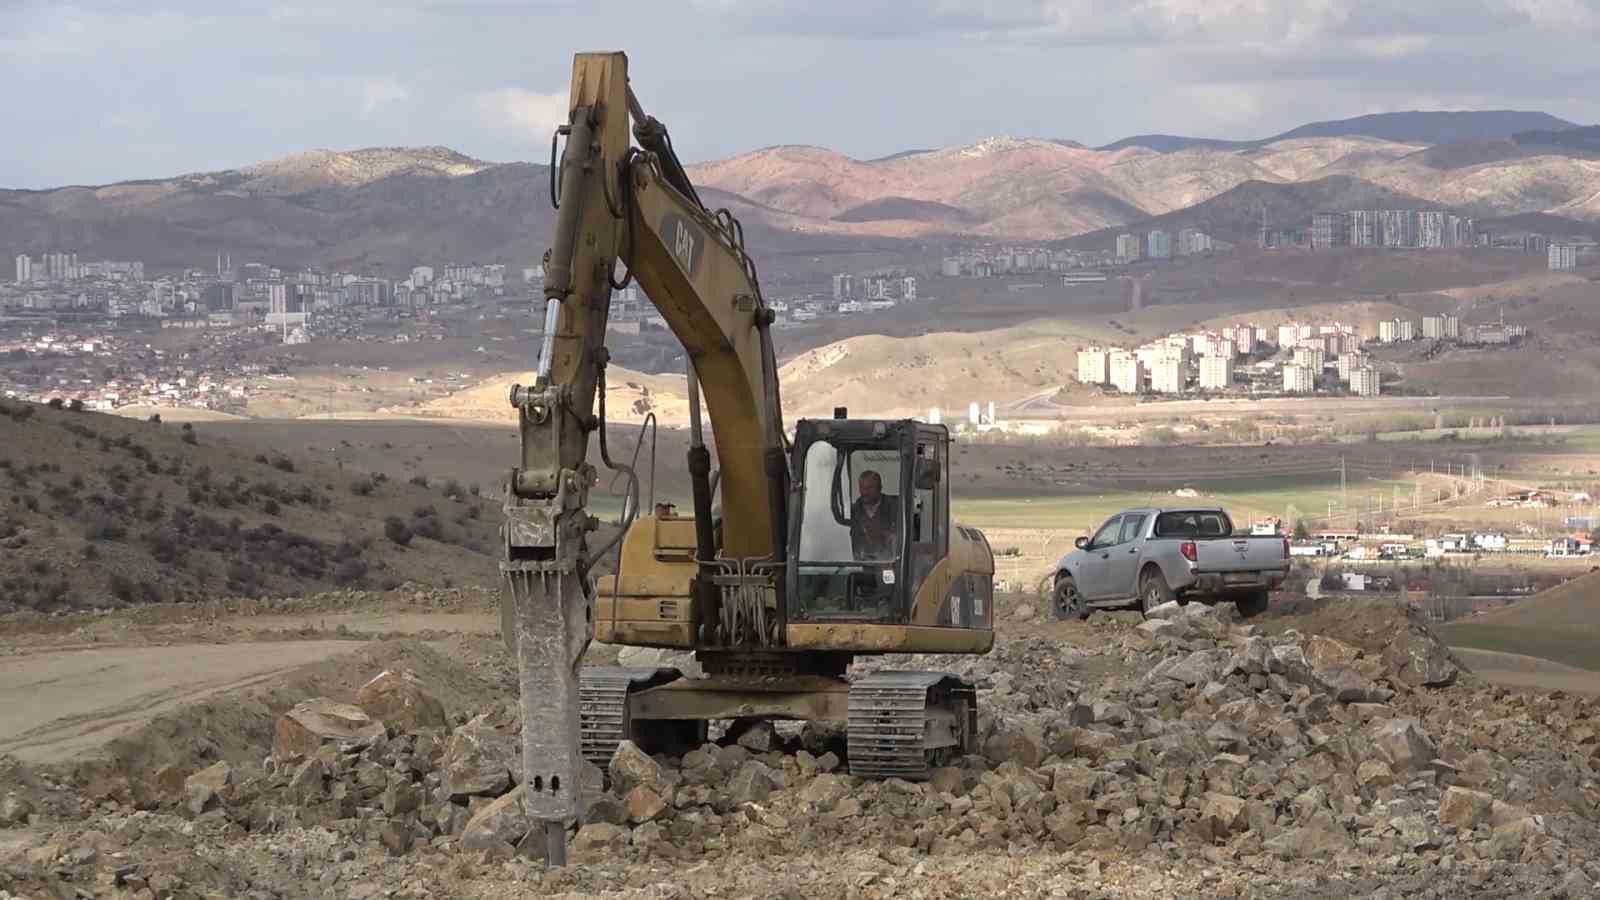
[850,494,901,560]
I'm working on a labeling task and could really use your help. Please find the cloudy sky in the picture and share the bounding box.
[3,0,1598,188]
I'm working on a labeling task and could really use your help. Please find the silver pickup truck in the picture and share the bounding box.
[1052,507,1289,620]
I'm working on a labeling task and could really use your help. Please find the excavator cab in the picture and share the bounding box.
[784,416,992,634]
[788,415,951,626]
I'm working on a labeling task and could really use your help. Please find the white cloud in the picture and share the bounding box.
[472,87,569,138]
[359,78,410,116]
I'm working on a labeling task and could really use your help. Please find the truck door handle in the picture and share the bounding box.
[1127,548,1138,554]
[1099,553,1110,559]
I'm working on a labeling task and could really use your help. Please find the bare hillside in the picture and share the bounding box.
[0,400,502,612]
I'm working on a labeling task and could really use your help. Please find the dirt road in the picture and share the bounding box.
[0,603,503,764]
[0,641,360,763]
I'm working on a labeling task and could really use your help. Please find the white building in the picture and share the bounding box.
[1442,314,1460,339]
[1076,347,1109,385]
[1276,324,1298,348]
[1177,228,1213,256]
[1349,366,1380,397]
[1198,354,1234,390]
[1292,345,1326,373]
[1150,356,1184,393]
[1422,315,1444,339]
[1398,319,1417,341]
[1147,230,1172,260]
[940,257,961,277]
[410,266,434,286]
[1550,243,1578,271]
[1337,352,1370,383]
[1109,350,1144,394]
[1283,363,1315,393]
[1115,234,1140,263]
[1378,319,1398,343]
[13,254,29,284]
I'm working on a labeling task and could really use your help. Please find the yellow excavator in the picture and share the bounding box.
[501,51,995,862]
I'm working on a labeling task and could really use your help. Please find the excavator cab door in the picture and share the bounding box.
[786,418,923,624]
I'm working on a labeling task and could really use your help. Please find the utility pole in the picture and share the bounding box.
[1341,456,1347,507]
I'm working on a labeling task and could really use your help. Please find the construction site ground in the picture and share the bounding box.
[4,586,1600,898]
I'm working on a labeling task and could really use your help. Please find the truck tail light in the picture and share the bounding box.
[1180,541,1197,562]
[1282,537,1290,559]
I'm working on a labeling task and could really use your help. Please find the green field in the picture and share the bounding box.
[954,474,1417,533]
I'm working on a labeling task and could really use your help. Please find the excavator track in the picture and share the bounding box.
[578,666,683,768]
[847,672,976,781]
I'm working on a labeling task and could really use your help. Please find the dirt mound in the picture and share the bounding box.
[58,638,512,814]
[1471,571,1600,629]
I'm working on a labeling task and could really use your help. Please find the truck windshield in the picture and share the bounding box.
[792,439,903,620]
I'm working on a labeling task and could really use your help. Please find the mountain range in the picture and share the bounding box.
[1,110,1595,273]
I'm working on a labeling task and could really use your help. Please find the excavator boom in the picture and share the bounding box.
[500,50,788,863]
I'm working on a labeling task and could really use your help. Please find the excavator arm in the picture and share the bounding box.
[501,50,787,863]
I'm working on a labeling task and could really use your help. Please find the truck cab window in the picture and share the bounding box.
[1090,516,1121,549]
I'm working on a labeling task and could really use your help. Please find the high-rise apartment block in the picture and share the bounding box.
[1076,347,1109,385]
[1150,356,1184,393]
[1109,350,1144,394]
[1198,354,1234,391]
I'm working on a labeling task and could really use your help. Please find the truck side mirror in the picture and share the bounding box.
[913,457,940,490]
[1075,536,1089,550]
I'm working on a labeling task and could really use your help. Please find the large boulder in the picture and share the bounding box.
[356,670,447,732]
[983,725,1044,767]
[1199,793,1248,840]
[183,761,233,815]
[1438,786,1494,830]
[800,774,851,812]
[624,786,667,823]
[273,699,386,759]
[1369,718,1436,773]
[725,761,775,806]
[608,741,665,796]
[461,785,530,853]
[1383,632,1460,688]
[440,715,521,800]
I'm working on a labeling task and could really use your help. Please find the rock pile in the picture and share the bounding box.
[18,600,1600,898]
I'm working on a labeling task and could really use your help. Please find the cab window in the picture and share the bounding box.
[1089,516,1121,549]
[1118,514,1148,544]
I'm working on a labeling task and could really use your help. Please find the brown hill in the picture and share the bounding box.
[0,399,502,612]
[1472,572,1600,629]
[7,125,1600,271]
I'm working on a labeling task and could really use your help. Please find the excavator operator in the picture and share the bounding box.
[850,470,901,560]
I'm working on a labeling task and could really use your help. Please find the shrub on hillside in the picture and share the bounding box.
[408,474,429,488]
[350,476,375,496]
[84,516,126,542]
[272,457,296,473]
[383,516,413,547]
[334,557,369,584]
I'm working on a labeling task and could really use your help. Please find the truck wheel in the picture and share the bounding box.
[1236,590,1269,619]
[1053,575,1089,621]
[1138,567,1175,616]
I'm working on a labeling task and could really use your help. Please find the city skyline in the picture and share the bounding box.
[4,1,1600,187]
